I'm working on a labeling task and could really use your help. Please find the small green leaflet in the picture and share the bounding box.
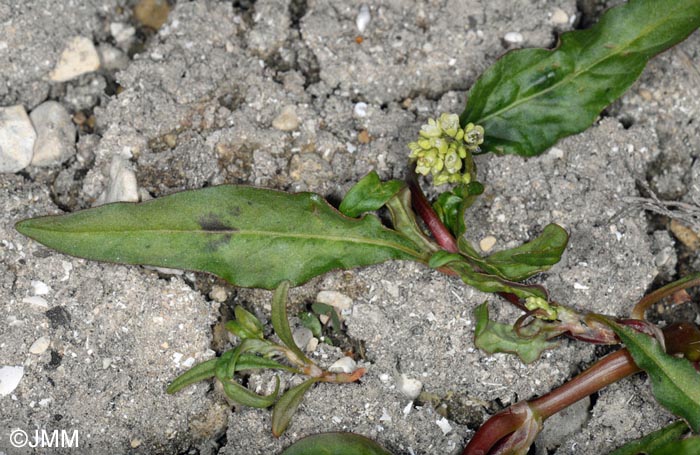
[272,377,320,437]
[281,432,393,455]
[461,0,700,156]
[609,420,688,455]
[647,436,700,455]
[599,317,700,433]
[16,185,430,289]
[271,281,312,365]
[339,171,404,218]
[474,303,558,364]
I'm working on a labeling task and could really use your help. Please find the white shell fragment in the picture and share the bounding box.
[356,4,371,33]
[397,374,423,399]
[0,366,24,396]
[49,36,101,82]
[504,32,524,44]
[96,156,139,205]
[328,356,357,374]
[0,105,36,173]
[353,102,368,117]
[436,417,453,435]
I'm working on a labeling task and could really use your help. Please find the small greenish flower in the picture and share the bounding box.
[409,113,484,187]
[419,118,442,138]
[438,113,460,138]
[444,150,462,174]
[464,123,485,148]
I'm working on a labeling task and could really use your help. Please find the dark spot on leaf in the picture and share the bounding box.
[45,306,71,328]
[230,206,241,217]
[207,234,233,252]
[199,214,233,232]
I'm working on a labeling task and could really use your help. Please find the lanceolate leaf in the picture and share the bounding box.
[480,224,568,281]
[609,420,688,455]
[461,0,700,156]
[474,302,558,364]
[15,185,429,289]
[272,377,320,437]
[281,432,393,455]
[648,436,700,455]
[220,375,280,409]
[166,352,296,394]
[430,251,548,300]
[271,281,312,366]
[599,317,700,432]
[339,171,404,218]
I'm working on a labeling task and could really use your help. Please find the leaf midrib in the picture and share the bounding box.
[476,5,686,125]
[624,327,700,412]
[27,226,424,258]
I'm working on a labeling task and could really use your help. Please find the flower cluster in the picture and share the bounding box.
[408,113,484,186]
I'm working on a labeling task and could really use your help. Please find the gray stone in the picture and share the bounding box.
[96,155,139,205]
[0,105,35,172]
[29,101,76,166]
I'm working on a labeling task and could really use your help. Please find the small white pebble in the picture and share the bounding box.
[379,373,390,382]
[402,401,413,416]
[397,374,422,399]
[551,8,569,25]
[29,336,50,355]
[331,416,342,424]
[22,296,48,309]
[356,4,371,33]
[316,290,353,310]
[172,352,183,364]
[328,356,356,374]
[504,32,524,44]
[573,282,589,290]
[354,102,368,117]
[182,357,195,368]
[379,408,392,423]
[436,417,453,435]
[102,358,112,369]
[39,398,52,407]
[479,236,497,252]
[30,280,50,296]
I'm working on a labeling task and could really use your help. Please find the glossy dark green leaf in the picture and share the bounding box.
[15,185,428,290]
[433,182,484,238]
[430,251,547,300]
[272,377,320,437]
[474,302,558,364]
[338,171,404,218]
[610,420,688,455]
[281,432,394,455]
[599,317,700,432]
[271,281,312,366]
[648,436,700,455]
[461,0,700,156]
[479,224,568,281]
[220,374,280,409]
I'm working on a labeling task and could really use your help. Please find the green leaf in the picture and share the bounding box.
[461,0,700,156]
[300,311,323,338]
[649,436,700,455]
[384,187,438,254]
[220,374,280,409]
[610,420,688,455]
[281,432,394,455]
[271,281,312,366]
[474,302,558,364]
[233,306,265,339]
[167,357,219,394]
[598,317,700,432]
[272,377,320,437]
[339,171,404,218]
[430,251,547,300]
[15,185,428,290]
[166,352,296,394]
[433,182,484,238]
[480,224,568,281]
[312,302,342,334]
